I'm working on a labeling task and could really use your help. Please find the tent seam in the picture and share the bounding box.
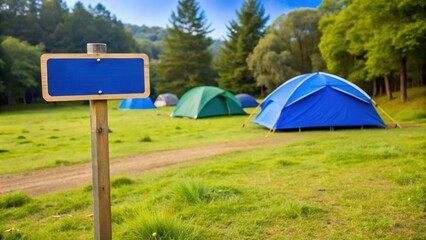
[282,73,318,108]
[331,87,370,103]
[320,72,371,100]
[285,86,326,108]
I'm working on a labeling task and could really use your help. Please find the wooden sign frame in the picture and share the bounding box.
[40,53,150,101]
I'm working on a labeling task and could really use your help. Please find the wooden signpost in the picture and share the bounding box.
[40,43,150,240]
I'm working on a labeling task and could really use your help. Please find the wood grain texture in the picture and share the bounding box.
[90,100,112,240]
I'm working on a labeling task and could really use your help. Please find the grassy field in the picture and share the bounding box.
[0,87,425,239]
[0,101,265,175]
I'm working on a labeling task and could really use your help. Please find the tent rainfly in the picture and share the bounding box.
[236,93,259,108]
[253,72,385,130]
[171,86,246,119]
[119,98,156,110]
[154,93,179,107]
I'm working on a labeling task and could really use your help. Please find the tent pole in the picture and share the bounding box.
[266,127,274,137]
[241,102,262,128]
[265,111,282,137]
[372,100,402,128]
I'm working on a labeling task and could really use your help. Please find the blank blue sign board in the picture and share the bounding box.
[41,54,150,101]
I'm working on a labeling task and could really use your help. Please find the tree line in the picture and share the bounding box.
[1,0,424,106]
[318,0,425,102]
[158,0,424,101]
[0,0,139,104]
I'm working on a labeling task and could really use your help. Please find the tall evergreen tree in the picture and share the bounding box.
[39,0,69,53]
[156,0,214,96]
[216,0,268,95]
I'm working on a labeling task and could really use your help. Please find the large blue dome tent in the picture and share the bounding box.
[253,72,385,130]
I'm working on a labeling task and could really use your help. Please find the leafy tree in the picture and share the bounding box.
[0,37,43,104]
[319,0,390,98]
[0,47,6,96]
[216,0,268,95]
[319,0,426,101]
[248,9,324,91]
[359,0,426,102]
[318,2,356,80]
[156,0,214,96]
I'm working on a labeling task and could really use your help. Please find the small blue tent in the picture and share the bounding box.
[254,72,385,130]
[119,98,156,110]
[236,93,259,108]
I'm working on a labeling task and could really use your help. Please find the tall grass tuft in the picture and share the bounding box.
[139,136,152,142]
[0,191,31,209]
[281,201,324,219]
[277,160,297,167]
[174,179,211,204]
[174,179,241,204]
[111,176,135,188]
[124,211,200,240]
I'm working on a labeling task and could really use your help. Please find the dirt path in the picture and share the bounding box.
[0,135,303,197]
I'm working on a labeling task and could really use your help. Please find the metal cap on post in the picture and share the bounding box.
[87,43,107,54]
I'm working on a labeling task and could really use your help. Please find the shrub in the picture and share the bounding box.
[0,192,31,209]
[139,136,152,142]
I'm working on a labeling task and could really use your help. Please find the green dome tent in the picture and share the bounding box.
[171,86,246,119]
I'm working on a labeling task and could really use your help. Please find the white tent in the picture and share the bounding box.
[154,93,178,107]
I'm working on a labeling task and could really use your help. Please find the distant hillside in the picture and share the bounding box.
[125,24,167,42]
[209,39,223,56]
[124,24,222,60]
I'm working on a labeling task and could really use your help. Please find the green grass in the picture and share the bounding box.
[0,127,425,239]
[0,87,424,176]
[0,101,264,175]
[0,87,425,239]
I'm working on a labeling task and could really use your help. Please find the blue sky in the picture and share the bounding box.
[64,0,322,39]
